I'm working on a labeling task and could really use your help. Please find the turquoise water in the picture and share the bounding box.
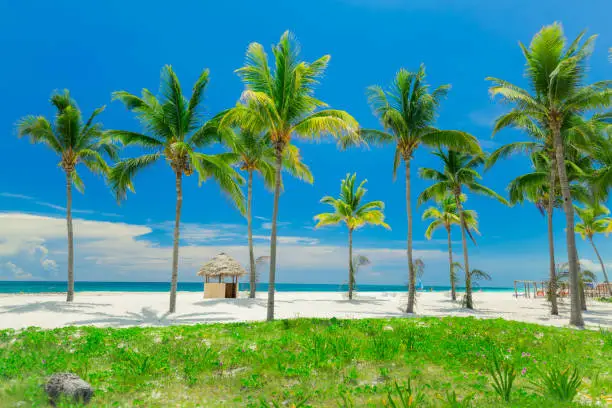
[0,281,514,294]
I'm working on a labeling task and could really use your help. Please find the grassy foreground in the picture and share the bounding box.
[0,317,610,407]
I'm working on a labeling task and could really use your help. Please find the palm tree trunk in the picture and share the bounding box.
[247,171,256,299]
[65,171,75,302]
[590,236,612,296]
[547,162,558,315]
[405,158,416,313]
[348,228,354,301]
[454,191,472,309]
[447,226,456,301]
[267,149,284,321]
[551,122,584,327]
[169,172,183,314]
[575,246,587,311]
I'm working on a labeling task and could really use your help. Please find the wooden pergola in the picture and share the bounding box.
[197,253,246,299]
[513,280,547,298]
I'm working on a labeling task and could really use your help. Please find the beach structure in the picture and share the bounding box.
[513,280,546,298]
[197,253,246,299]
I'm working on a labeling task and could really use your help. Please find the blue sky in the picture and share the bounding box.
[0,0,610,286]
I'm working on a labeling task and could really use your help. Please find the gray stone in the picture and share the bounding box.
[45,373,93,406]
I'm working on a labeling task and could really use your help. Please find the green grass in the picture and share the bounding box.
[0,317,610,407]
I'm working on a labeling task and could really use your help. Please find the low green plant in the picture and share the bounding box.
[531,366,582,402]
[487,354,516,402]
[384,379,425,407]
[442,390,474,407]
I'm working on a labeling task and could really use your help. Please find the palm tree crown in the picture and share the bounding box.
[314,173,390,231]
[422,194,479,240]
[18,90,117,189]
[575,203,612,239]
[108,65,244,207]
[418,150,508,205]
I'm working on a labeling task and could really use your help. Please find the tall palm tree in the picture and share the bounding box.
[17,90,116,302]
[422,193,479,301]
[487,23,611,326]
[108,65,244,313]
[360,65,481,313]
[223,31,359,320]
[418,150,508,309]
[227,129,313,298]
[314,173,390,300]
[575,203,612,295]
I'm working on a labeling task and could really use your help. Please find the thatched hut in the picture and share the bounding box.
[197,253,246,299]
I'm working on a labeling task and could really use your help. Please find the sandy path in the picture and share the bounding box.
[0,291,610,330]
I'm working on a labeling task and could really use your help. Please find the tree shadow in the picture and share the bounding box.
[66,306,239,327]
[0,301,111,314]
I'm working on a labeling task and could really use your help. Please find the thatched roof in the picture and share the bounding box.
[197,253,247,278]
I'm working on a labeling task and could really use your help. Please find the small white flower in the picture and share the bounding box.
[117,342,125,349]
[248,343,257,351]
[153,337,162,344]
[151,391,162,399]
[202,339,211,347]
[383,325,394,332]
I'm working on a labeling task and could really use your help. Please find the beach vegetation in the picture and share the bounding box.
[314,173,390,300]
[360,65,481,314]
[222,31,360,321]
[0,317,608,407]
[107,65,245,313]
[16,90,117,303]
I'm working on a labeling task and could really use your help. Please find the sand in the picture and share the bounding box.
[0,291,610,330]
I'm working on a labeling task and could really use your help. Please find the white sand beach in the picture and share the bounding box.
[0,291,610,330]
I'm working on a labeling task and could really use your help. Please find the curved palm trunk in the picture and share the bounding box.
[65,171,75,302]
[446,226,456,301]
[169,172,183,314]
[454,191,472,309]
[267,149,284,321]
[547,162,558,315]
[247,171,256,299]
[552,123,583,327]
[590,237,612,296]
[348,228,354,301]
[405,159,416,313]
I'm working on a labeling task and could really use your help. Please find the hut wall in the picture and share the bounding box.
[204,283,227,299]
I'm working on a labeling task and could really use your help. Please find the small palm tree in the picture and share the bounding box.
[575,203,612,296]
[422,194,479,301]
[487,23,611,326]
[360,65,481,313]
[418,150,508,309]
[17,90,116,302]
[224,31,359,320]
[108,65,244,313]
[314,173,390,300]
[227,129,312,298]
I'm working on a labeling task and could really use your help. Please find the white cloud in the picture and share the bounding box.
[2,261,32,279]
[0,193,34,200]
[579,258,612,275]
[261,221,290,230]
[0,212,447,283]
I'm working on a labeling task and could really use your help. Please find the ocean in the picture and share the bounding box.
[0,281,514,294]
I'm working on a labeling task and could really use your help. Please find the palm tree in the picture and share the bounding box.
[223,31,359,320]
[108,65,244,313]
[575,203,612,296]
[422,194,479,301]
[487,23,611,326]
[227,129,313,298]
[360,65,481,313]
[314,173,390,300]
[17,90,116,302]
[418,150,508,309]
